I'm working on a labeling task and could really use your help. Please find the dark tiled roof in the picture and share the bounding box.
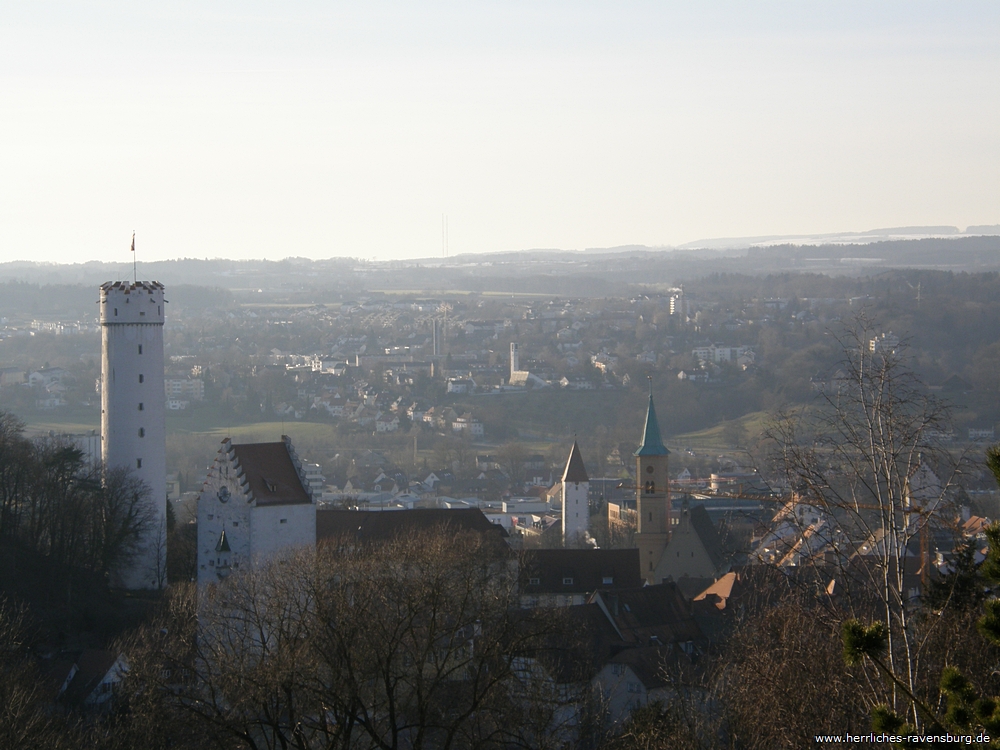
[317,508,509,547]
[519,603,623,684]
[595,582,703,645]
[232,441,311,506]
[562,441,589,483]
[62,649,120,705]
[521,549,641,595]
[44,659,76,703]
[606,645,673,689]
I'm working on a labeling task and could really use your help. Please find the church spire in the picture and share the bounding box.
[562,441,589,483]
[634,382,669,457]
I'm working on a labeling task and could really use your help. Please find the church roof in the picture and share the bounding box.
[687,504,726,572]
[562,441,589,483]
[634,393,669,457]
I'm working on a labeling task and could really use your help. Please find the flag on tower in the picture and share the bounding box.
[131,232,135,252]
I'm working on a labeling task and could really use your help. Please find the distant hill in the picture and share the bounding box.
[1,233,999,297]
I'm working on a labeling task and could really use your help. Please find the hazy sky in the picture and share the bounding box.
[2,1,998,263]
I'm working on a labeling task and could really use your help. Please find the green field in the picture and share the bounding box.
[669,410,772,451]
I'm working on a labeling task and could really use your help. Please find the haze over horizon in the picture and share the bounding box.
[2,1,998,265]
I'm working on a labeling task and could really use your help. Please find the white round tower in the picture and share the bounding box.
[100,281,167,589]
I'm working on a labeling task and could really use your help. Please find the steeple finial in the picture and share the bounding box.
[634,388,669,457]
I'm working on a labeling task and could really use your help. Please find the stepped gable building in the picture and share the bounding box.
[197,436,316,585]
[100,280,167,589]
[561,441,590,547]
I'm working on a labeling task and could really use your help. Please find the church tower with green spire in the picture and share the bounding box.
[635,387,670,584]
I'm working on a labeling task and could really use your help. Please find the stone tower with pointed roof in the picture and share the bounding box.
[635,390,670,583]
[561,441,590,548]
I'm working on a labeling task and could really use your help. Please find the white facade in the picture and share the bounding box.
[197,436,316,586]
[562,480,589,547]
[164,378,204,401]
[692,344,752,365]
[101,281,167,590]
[561,442,590,548]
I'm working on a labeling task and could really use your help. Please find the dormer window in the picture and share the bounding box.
[602,576,614,585]
[562,577,574,585]
[528,577,540,585]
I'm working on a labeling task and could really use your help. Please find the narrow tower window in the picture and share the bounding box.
[137,459,142,469]
[138,428,145,438]
[138,374,144,383]
[138,345,142,354]
[114,308,118,316]
[138,402,144,411]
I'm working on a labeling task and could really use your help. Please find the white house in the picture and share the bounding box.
[451,413,485,437]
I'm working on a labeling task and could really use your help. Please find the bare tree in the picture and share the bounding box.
[0,598,76,750]
[92,466,158,580]
[122,530,573,750]
[766,312,963,727]
[0,413,157,581]
[497,442,529,487]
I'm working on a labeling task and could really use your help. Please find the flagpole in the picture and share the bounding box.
[131,231,136,284]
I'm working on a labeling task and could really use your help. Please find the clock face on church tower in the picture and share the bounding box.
[646,465,654,474]
[218,486,230,503]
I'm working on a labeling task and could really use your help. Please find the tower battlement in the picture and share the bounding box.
[100,281,165,326]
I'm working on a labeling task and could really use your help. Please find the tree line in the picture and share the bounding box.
[0,412,157,585]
